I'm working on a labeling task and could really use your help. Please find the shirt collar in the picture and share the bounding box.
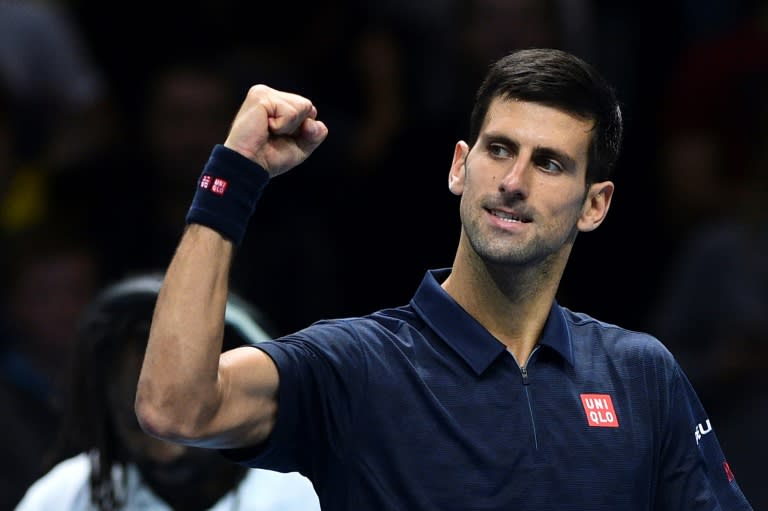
[410,268,575,375]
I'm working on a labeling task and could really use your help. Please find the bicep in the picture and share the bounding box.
[201,346,280,449]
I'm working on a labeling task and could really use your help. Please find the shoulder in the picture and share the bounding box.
[271,306,421,351]
[253,308,423,386]
[14,453,90,511]
[562,307,679,372]
[310,306,420,337]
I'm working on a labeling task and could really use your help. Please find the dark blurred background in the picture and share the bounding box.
[1,0,766,508]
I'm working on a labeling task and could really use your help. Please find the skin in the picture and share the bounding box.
[136,85,327,449]
[443,98,613,363]
[110,339,245,508]
[110,341,187,464]
[135,86,613,451]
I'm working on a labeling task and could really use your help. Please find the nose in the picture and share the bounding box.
[498,153,531,199]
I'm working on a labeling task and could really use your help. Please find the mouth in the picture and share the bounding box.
[487,208,532,223]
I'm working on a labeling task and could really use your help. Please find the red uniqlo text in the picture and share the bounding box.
[580,393,619,428]
[211,178,228,195]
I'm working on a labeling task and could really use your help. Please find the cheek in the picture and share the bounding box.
[458,186,481,224]
[544,189,588,224]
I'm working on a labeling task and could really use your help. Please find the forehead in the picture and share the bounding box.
[481,97,594,164]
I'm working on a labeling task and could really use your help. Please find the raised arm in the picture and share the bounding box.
[135,85,328,449]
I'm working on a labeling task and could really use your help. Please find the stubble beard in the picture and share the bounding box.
[463,210,580,272]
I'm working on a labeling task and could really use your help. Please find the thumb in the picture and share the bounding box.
[296,118,328,155]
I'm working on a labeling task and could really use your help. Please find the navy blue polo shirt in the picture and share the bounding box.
[222,269,752,510]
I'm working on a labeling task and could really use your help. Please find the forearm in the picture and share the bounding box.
[135,84,327,446]
[136,223,234,441]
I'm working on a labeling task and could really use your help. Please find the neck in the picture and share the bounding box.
[442,242,568,365]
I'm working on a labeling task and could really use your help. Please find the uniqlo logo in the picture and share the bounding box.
[580,393,619,427]
[211,178,228,195]
[199,175,227,195]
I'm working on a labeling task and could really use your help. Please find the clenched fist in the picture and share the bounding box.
[224,84,328,177]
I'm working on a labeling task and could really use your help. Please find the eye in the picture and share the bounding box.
[535,157,564,173]
[489,143,511,158]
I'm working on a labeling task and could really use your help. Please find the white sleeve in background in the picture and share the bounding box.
[15,453,320,511]
[227,469,321,511]
[13,453,163,511]
[14,453,92,511]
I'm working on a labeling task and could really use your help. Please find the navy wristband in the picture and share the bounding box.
[185,144,269,245]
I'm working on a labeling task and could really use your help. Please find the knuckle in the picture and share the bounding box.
[247,84,270,98]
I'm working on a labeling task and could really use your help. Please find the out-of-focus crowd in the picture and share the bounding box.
[1,0,766,509]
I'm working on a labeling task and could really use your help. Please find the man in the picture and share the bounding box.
[15,273,320,510]
[136,48,753,510]
[0,227,101,510]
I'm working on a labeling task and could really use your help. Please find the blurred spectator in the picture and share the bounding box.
[0,225,103,509]
[19,56,246,291]
[13,273,320,511]
[653,1,768,247]
[101,55,345,333]
[134,57,242,264]
[0,0,113,235]
[649,121,767,511]
[648,8,768,507]
[0,0,103,108]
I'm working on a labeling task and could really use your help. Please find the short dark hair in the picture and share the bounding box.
[469,48,623,183]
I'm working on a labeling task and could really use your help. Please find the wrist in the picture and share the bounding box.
[222,141,262,168]
[185,144,270,246]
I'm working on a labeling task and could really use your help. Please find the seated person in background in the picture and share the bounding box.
[14,273,321,511]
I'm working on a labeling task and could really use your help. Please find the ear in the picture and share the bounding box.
[577,181,614,232]
[448,141,470,195]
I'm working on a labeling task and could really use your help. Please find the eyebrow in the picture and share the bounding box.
[482,132,578,172]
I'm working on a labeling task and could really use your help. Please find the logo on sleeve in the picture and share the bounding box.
[723,461,735,482]
[199,175,228,196]
[580,393,619,428]
[694,419,713,444]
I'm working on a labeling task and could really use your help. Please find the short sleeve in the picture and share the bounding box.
[220,320,368,480]
[655,364,753,510]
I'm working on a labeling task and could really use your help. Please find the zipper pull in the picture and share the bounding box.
[521,365,530,385]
